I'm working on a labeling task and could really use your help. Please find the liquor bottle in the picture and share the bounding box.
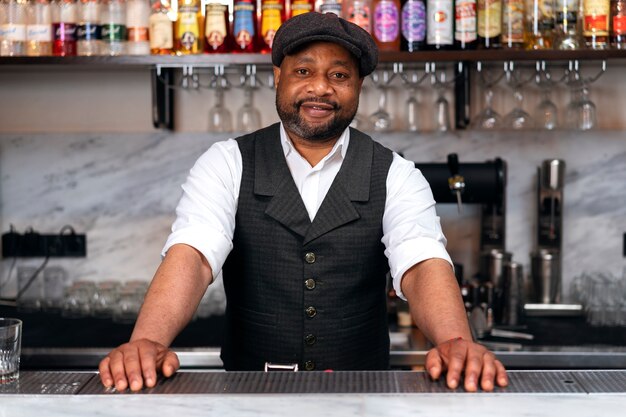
[554,0,581,49]
[259,0,285,52]
[148,0,173,54]
[76,0,101,56]
[126,0,149,54]
[583,0,610,48]
[611,0,626,48]
[205,2,231,52]
[426,0,454,49]
[290,0,315,18]
[174,0,202,54]
[316,0,342,15]
[1,0,28,56]
[401,0,426,50]
[477,0,502,48]
[26,0,52,56]
[52,0,77,56]
[372,0,401,50]
[524,0,555,49]
[343,0,372,34]
[232,0,257,52]
[101,0,126,55]
[501,0,524,48]
[455,0,478,48]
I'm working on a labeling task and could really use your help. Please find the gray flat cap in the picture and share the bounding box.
[271,12,379,77]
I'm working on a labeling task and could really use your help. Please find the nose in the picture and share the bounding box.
[306,73,333,97]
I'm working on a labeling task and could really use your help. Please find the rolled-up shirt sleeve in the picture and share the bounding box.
[162,139,242,281]
[383,153,453,300]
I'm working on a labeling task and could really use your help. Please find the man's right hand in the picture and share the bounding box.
[98,339,180,392]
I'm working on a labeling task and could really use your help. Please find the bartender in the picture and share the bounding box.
[99,12,508,392]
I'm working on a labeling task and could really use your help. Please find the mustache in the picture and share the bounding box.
[295,97,339,109]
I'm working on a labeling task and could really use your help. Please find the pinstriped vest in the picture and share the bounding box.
[221,123,393,371]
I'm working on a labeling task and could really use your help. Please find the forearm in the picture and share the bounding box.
[401,258,472,345]
[130,243,213,346]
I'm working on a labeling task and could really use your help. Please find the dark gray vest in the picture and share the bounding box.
[221,123,393,371]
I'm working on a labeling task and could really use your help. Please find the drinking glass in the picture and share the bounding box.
[369,69,395,132]
[503,62,534,129]
[399,64,428,132]
[0,318,22,384]
[236,65,262,133]
[534,62,559,130]
[471,63,505,130]
[208,66,232,133]
[430,64,453,133]
[573,85,597,130]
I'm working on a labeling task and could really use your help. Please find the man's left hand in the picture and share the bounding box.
[425,337,508,392]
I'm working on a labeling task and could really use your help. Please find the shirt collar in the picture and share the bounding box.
[279,123,350,165]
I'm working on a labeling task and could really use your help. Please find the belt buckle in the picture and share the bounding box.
[264,362,299,372]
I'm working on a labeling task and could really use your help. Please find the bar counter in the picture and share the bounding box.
[1,370,626,417]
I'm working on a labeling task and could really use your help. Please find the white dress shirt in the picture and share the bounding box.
[163,124,452,300]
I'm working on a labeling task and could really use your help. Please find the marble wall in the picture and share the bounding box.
[1,129,625,303]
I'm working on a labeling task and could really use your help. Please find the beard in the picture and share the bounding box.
[276,91,358,142]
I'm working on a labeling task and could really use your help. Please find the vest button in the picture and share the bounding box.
[304,361,315,371]
[304,252,316,264]
[305,306,317,318]
[304,278,316,290]
[304,334,316,345]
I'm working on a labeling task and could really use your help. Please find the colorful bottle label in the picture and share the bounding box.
[614,14,626,35]
[538,0,555,30]
[502,0,524,43]
[583,0,609,35]
[1,24,27,41]
[128,27,149,41]
[347,3,372,33]
[53,23,77,42]
[477,0,502,38]
[455,0,477,42]
[76,23,102,41]
[101,24,127,42]
[234,0,256,48]
[427,0,453,45]
[149,13,174,49]
[177,4,200,51]
[205,3,228,49]
[261,0,283,48]
[401,0,426,42]
[27,24,53,42]
[291,0,313,16]
[374,1,400,42]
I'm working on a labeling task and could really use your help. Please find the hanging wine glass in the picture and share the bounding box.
[208,65,232,133]
[534,61,560,130]
[369,69,395,132]
[237,65,262,133]
[471,62,505,130]
[399,63,428,132]
[430,63,453,133]
[503,61,534,130]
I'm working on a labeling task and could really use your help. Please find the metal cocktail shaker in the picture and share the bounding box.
[531,249,561,304]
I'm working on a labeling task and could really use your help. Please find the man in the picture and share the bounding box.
[99,12,508,392]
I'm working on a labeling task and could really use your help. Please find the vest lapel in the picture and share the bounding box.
[303,128,374,245]
[253,124,311,238]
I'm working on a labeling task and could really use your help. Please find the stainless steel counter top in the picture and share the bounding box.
[21,329,626,370]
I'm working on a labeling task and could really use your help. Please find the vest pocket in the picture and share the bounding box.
[341,305,384,330]
[232,305,278,328]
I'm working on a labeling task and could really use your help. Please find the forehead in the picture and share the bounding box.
[282,41,359,70]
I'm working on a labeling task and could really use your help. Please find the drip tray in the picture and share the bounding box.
[0,371,94,395]
[78,370,626,395]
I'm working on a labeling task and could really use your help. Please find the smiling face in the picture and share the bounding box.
[273,41,364,144]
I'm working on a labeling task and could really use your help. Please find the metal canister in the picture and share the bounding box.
[501,262,524,326]
[479,249,513,290]
[531,249,561,304]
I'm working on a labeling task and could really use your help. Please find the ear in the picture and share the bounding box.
[273,66,281,89]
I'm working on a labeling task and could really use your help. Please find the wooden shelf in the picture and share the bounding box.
[1,49,625,68]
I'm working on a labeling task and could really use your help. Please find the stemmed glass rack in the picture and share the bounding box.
[4,49,618,130]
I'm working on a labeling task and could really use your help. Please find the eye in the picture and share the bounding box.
[296,68,310,76]
[332,72,349,80]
